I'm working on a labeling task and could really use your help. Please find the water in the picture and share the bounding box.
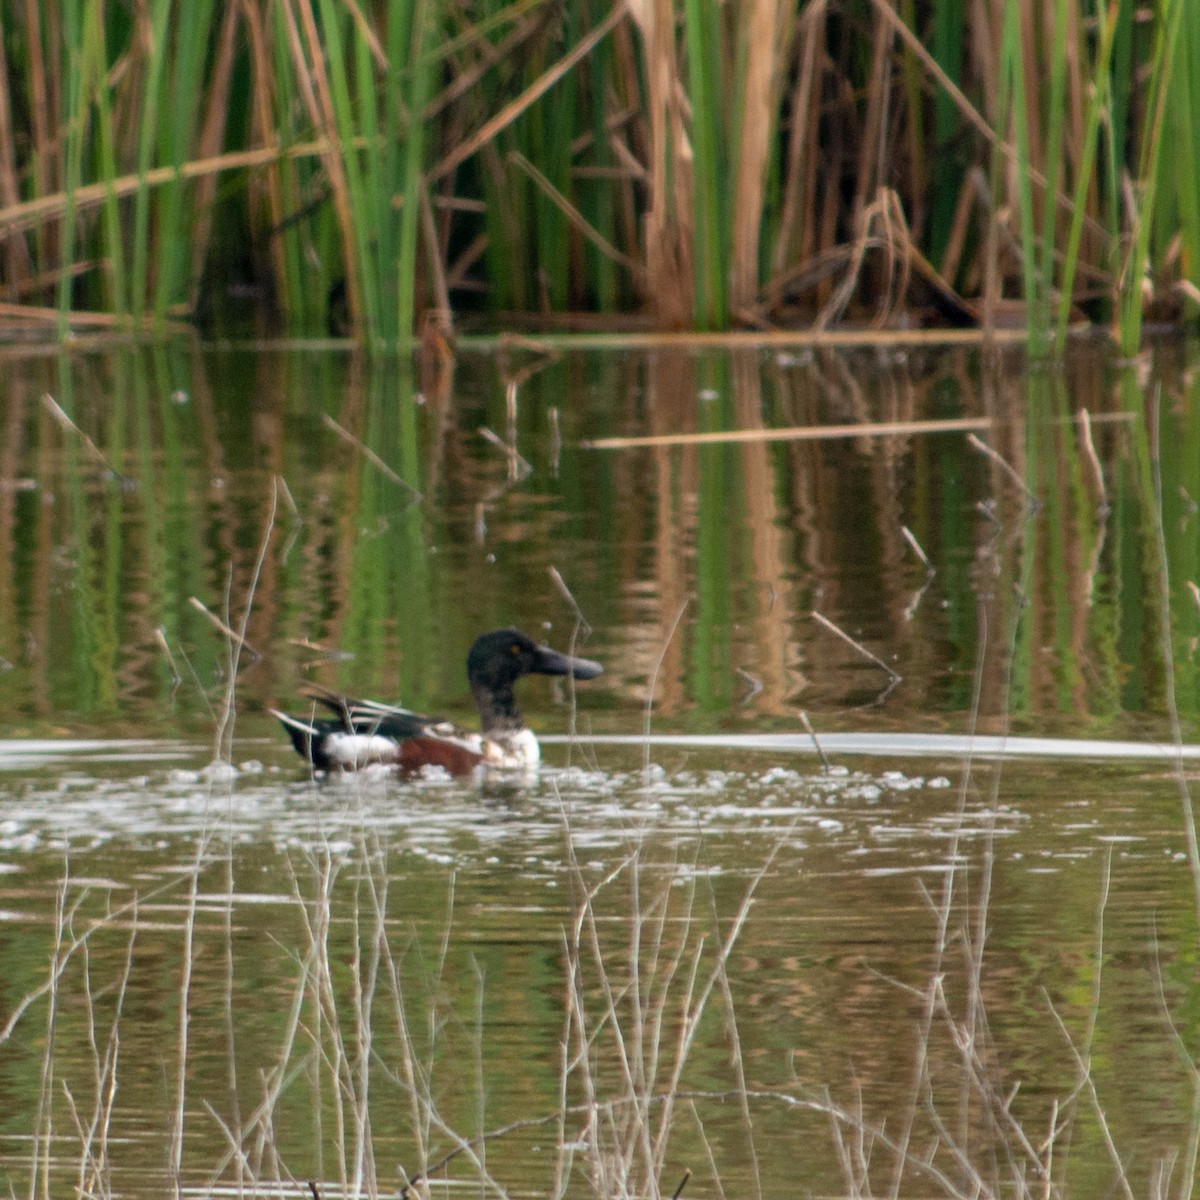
[0,339,1198,1197]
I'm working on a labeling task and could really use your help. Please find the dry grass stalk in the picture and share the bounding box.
[185,2,241,313]
[769,1,823,305]
[322,413,423,498]
[1146,395,1200,929]
[41,392,128,482]
[583,415,990,450]
[900,524,933,574]
[432,5,627,185]
[811,609,901,687]
[187,596,263,664]
[968,431,1039,506]
[464,327,1033,350]
[167,843,210,1194]
[626,0,694,326]
[730,0,790,313]
[509,149,644,278]
[479,425,532,480]
[284,0,362,328]
[555,820,777,1200]
[0,140,335,240]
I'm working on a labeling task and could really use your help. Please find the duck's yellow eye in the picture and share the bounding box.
[510,644,520,655]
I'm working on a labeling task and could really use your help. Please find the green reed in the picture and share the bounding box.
[996,0,1045,353]
[1115,0,1181,355]
[927,0,964,270]
[683,0,729,330]
[1054,1,1120,352]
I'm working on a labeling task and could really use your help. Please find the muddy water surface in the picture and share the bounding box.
[0,340,1197,1197]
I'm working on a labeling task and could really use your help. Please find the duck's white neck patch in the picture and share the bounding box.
[484,727,540,768]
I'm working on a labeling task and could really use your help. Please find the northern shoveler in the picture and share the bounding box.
[271,628,602,774]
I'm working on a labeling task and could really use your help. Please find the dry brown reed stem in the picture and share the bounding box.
[286,0,361,327]
[31,867,72,1199]
[0,69,32,289]
[1076,408,1108,510]
[464,328,1033,351]
[425,6,543,121]
[710,906,762,1198]
[967,431,1039,506]
[0,140,334,239]
[430,4,627,183]
[797,710,831,772]
[555,819,773,1199]
[154,626,182,689]
[188,596,263,663]
[41,392,127,482]
[900,525,933,574]
[508,150,644,278]
[479,425,531,480]
[884,643,986,1198]
[626,0,693,326]
[550,565,592,636]
[548,406,561,472]
[770,0,823,294]
[321,413,422,498]
[210,464,271,752]
[84,906,136,1196]
[870,0,1108,252]
[1,857,223,1051]
[0,300,190,330]
[583,415,989,450]
[643,597,690,788]
[731,0,791,314]
[186,2,240,313]
[201,950,312,1188]
[168,841,211,1195]
[1188,581,1200,617]
[1045,863,1139,1200]
[275,474,300,520]
[811,610,900,684]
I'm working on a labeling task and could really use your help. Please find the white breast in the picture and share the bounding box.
[483,728,540,768]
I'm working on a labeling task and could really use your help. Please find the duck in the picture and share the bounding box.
[271,627,602,775]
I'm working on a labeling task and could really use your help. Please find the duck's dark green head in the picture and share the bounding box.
[467,628,603,694]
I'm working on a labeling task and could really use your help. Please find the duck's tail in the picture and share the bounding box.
[269,709,322,764]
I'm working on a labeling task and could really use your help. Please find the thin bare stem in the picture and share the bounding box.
[968,432,1039,508]
[643,598,690,789]
[1148,391,1200,926]
[188,596,263,663]
[812,610,901,684]
[41,392,129,485]
[322,414,423,499]
[583,415,990,450]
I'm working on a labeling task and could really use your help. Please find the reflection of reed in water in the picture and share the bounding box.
[0,345,1192,736]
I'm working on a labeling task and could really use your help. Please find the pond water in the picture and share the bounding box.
[0,337,1199,1198]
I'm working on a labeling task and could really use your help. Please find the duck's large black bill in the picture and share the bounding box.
[533,644,603,680]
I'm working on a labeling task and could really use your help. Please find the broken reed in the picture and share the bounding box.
[0,0,1197,348]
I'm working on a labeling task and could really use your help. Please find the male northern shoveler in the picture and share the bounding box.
[271,627,602,775]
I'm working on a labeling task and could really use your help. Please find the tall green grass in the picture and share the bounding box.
[0,1,1197,348]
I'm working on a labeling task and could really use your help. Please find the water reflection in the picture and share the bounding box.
[1,341,1199,1196]
[2,340,1195,743]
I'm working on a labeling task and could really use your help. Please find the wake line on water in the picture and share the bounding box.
[544,732,1200,762]
[0,740,195,770]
